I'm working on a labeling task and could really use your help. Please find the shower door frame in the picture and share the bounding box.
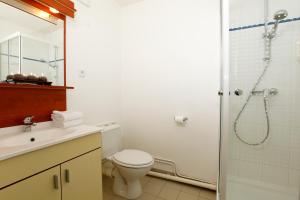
[218,0,230,199]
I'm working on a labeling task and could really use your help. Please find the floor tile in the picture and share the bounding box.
[102,175,216,200]
[199,188,216,200]
[137,193,157,200]
[177,192,198,200]
[144,181,164,196]
[112,195,127,200]
[198,197,211,200]
[103,185,114,195]
[103,192,115,200]
[158,186,180,200]
[164,180,183,190]
[141,175,151,186]
[181,184,201,196]
[148,177,166,187]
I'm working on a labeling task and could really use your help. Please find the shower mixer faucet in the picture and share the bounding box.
[251,88,278,97]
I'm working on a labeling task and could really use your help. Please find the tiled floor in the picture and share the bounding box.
[103,175,216,200]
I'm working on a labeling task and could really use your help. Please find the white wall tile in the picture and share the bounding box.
[290,149,300,170]
[239,161,262,180]
[228,0,300,193]
[289,169,300,187]
[261,165,289,186]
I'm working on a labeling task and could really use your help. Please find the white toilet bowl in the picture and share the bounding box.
[98,122,154,199]
[111,149,154,199]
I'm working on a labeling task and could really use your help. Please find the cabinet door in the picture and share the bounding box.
[0,166,61,200]
[61,149,102,200]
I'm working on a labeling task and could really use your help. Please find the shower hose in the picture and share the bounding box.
[233,36,273,146]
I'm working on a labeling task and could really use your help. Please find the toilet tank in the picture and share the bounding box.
[97,122,122,159]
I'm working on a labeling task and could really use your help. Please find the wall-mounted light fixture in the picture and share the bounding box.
[1,0,60,24]
[49,7,59,14]
[39,10,50,18]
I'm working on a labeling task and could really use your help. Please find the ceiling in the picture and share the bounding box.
[115,0,144,6]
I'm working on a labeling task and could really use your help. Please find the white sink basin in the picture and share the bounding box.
[0,129,72,147]
[0,123,102,161]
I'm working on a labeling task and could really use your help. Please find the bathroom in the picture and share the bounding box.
[0,0,299,200]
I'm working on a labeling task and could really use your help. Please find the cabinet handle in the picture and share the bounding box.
[65,169,70,183]
[53,175,59,189]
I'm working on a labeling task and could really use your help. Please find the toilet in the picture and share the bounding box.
[99,122,154,199]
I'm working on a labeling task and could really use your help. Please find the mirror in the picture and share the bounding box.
[0,2,64,86]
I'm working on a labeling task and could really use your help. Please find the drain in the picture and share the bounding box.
[30,137,35,142]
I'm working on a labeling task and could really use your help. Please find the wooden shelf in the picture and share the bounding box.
[0,83,74,90]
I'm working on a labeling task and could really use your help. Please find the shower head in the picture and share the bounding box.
[273,10,288,21]
[267,9,288,39]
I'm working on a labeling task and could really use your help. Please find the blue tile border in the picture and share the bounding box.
[229,17,300,31]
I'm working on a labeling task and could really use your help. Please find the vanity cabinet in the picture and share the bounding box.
[61,149,103,200]
[0,166,61,200]
[0,133,102,200]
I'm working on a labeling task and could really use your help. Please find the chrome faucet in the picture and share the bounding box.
[23,116,37,132]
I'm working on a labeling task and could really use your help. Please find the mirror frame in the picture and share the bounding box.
[24,0,76,18]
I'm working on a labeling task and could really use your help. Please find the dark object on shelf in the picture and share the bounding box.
[26,74,39,82]
[38,75,48,82]
[5,73,51,85]
[13,74,26,81]
[39,81,52,86]
[5,79,52,86]
[6,74,14,80]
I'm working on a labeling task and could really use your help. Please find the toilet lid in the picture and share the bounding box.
[112,149,153,167]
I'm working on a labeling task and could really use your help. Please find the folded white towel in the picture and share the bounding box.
[52,119,83,128]
[52,111,83,121]
[51,114,67,122]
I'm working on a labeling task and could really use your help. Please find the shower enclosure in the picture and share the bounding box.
[219,0,300,200]
[0,32,64,85]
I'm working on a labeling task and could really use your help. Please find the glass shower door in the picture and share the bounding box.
[0,36,20,80]
[220,0,300,200]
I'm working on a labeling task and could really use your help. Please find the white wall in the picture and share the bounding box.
[121,0,221,184]
[65,0,221,184]
[66,0,122,124]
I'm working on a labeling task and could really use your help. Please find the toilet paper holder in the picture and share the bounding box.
[174,116,188,124]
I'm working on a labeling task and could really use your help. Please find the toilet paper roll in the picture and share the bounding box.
[174,116,188,124]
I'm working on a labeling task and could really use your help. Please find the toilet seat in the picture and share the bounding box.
[112,149,154,168]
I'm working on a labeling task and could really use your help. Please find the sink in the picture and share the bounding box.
[0,123,102,161]
[0,129,68,147]
[0,134,39,147]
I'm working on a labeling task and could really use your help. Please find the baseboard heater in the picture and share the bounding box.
[148,158,216,191]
